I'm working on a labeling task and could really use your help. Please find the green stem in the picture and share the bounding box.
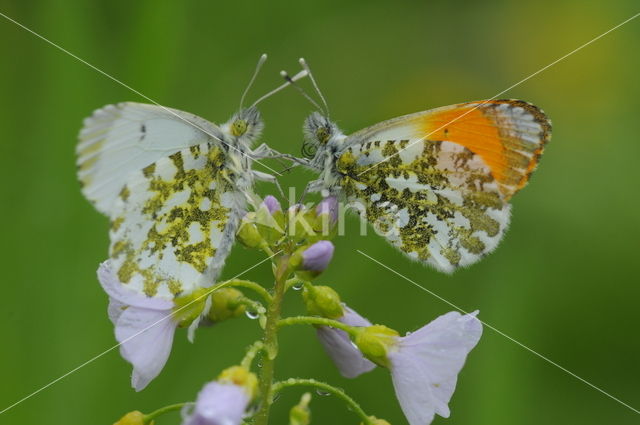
[143,402,191,423]
[272,378,374,425]
[253,258,291,425]
[284,277,306,291]
[241,340,265,370]
[225,279,273,303]
[277,316,359,337]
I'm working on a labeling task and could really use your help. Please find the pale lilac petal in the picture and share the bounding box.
[182,382,249,425]
[261,195,281,213]
[316,305,376,378]
[316,196,338,223]
[115,306,178,391]
[301,241,334,272]
[107,298,126,325]
[389,311,482,425]
[97,261,173,310]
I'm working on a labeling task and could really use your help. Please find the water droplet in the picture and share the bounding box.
[316,389,331,396]
[292,282,304,291]
[246,310,259,320]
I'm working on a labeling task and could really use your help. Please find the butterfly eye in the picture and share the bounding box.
[316,126,331,144]
[231,119,248,137]
[301,140,318,159]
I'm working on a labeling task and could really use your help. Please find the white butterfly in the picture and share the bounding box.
[284,59,551,273]
[77,55,306,299]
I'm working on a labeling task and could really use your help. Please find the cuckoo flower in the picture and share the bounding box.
[355,311,482,425]
[316,305,376,378]
[182,366,257,425]
[97,261,177,391]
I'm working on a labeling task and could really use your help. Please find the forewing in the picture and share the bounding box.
[109,143,243,299]
[346,99,551,200]
[77,102,225,216]
[336,138,511,273]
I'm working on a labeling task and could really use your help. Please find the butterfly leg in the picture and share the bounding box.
[253,170,285,198]
[296,179,324,203]
[252,143,311,167]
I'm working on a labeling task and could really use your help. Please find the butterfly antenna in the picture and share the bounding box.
[250,69,308,108]
[280,70,323,112]
[239,53,268,110]
[299,58,330,118]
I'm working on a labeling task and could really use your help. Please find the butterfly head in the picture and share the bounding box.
[302,112,338,159]
[227,106,264,147]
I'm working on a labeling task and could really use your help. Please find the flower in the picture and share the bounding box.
[182,382,249,425]
[316,305,376,378]
[301,240,334,272]
[182,366,257,425]
[261,195,282,213]
[389,311,482,425]
[353,311,482,425]
[97,261,177,391]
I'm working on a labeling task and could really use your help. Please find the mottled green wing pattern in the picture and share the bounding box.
[336,139,511,273]
[109,143,243,299]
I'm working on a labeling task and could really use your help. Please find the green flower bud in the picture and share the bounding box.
[353,325,399,368]
[289,393,312,425]
[113,411,149,425]
[286,205,318,242]
[207,288,246,322]
[236,213,265,249]
[218,365,259,400]
[173,288,209,328]
[255,204,285,245]
[302,285,343,319]
[363,416,391,425]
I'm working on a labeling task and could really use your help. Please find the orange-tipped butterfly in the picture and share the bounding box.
[287,59,551,273]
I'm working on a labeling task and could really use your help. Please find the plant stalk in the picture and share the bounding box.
[253,257,290,425]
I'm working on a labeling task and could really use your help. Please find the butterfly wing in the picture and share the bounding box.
[109,143,243,298]
[77,102,225,217]
[346,99,551,200]
[335,100,550,272]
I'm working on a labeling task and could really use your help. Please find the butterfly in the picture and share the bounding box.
[286,59,551,273]
[76,55,306,299]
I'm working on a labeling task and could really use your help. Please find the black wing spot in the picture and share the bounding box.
[140,124,146,141]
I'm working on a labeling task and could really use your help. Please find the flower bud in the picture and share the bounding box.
[309,196,339,240]
[207,288,246,322]
[287,204,318,242]
[255,201,285,245]
[290,241,335,279]
[289,393,312,425]
[218,365,259,400]
[316,196,338,224]
[113,411,148,425]
[236,212,265,249]
[353,325,399,368]
[302,285,343,319]
[363,417,391,425]
[261,195,281,213]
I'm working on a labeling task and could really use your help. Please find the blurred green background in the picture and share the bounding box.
[1,1,639,424]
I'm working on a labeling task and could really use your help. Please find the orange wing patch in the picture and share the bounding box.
[420,99,551,200]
